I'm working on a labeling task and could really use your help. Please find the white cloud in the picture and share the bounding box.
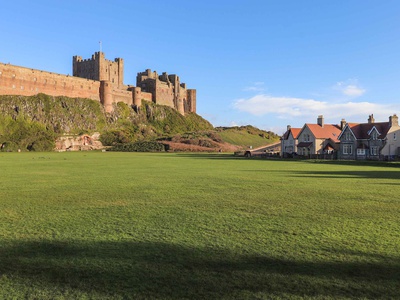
[243,82,266,92]
[334,80,366,97]
[233,94,399,121]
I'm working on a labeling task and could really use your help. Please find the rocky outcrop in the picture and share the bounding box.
[55,133,104,151]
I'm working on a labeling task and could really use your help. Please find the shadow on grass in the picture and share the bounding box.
[286,170,400,180]
[0,240,399,299]
[304,159,400,169]
[171,154,400,169]
[173,153,287,161]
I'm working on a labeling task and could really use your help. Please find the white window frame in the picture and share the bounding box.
[343,144,353,155]
[371,146,378,156]
[357,148,365,156]
[345,132,351,141]
[371,131,378,140]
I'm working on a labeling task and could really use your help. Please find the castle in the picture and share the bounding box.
[0,51,196,114]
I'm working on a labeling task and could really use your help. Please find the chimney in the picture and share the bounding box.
[389,114,399,127]
[368,114,375,124]
[317,115,324,127]
[287,125,291,131]
[340,119,346,130]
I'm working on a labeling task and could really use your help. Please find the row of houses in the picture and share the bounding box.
[281,114,400,160]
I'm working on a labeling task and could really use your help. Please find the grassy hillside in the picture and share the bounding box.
[0,94,213,151]
[0,152,399,299]
[216,125,280,149]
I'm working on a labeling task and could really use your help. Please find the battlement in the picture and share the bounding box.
[1,51,196,115]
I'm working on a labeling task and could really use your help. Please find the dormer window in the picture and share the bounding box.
[371,131,378,140]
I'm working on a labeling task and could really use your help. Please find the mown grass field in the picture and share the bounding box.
[0,152,399,299]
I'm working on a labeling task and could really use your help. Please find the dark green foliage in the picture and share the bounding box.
[0,116,56,151]
[108,141,166,152]
[0,94,107,134]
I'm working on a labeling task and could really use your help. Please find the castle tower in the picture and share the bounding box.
[187,89,196,113]
[73,52,124,87]
[133,87,142,107]
[100,80,113,113]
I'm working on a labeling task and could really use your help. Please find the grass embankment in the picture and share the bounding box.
[0,153,399,299]
[217,126,279,149]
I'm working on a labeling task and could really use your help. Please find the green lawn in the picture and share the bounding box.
[0,152,399,299]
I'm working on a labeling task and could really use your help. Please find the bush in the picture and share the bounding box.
[0,116,56,152]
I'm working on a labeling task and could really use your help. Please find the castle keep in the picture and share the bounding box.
[0,52,196,114]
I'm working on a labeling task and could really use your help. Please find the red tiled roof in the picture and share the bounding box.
[291,128,301,139]
[306,124,342,142]
[282,128,301,139]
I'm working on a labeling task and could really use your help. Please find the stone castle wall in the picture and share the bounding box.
[0,52,196,115]
[0,63,101,100]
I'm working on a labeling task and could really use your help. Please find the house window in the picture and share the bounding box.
[357,149,365,156]
[343,144,352,155]
[371,131,378,140]
[345,132,351,141]
[371,146,378,156]
[394,133,397,141]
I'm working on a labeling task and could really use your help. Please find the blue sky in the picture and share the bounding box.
[1,0,400,134]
